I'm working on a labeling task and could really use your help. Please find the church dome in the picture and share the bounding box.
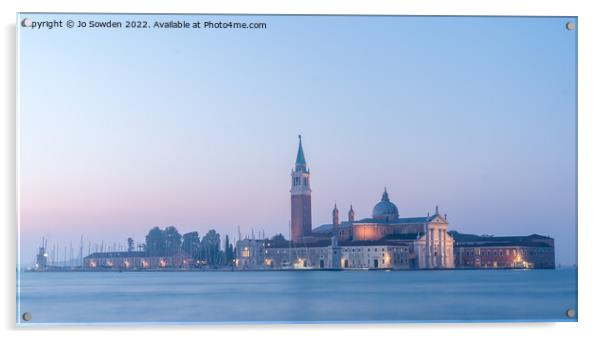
[372,189,399,222]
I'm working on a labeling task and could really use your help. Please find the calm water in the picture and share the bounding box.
[17,268,577,324]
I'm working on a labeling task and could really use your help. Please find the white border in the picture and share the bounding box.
[2,1,601,338]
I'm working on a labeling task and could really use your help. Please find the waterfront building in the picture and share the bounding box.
[236,235,414,270]
[83,252,192,269]
[235,238,266,269]
[34,246,48,270]
[451,232,555,269]
[231,136,556,270]
[264,235,415,269]
[236,136,456,270]
[313,196,455,269]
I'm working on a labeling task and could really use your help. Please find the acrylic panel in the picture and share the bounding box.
[16,13,578,325]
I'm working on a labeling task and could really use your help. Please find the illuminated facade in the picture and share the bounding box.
[83,252,192,269]
[235,238,266,269]
[264,237,413,269]
[236,136,455,270]
[452,232,555,269]
[312,195,455,269]
[236,236,413,270]
[316,192,455,269]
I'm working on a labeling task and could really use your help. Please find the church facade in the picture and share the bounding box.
[313,193,455,269]
[236,136,455,270]
[235,136,556,270]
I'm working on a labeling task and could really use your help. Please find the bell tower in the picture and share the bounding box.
[348,205,355,222]
[291,135,312,243]
[332,204,339,226]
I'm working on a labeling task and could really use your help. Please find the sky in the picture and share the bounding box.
[17,14,577,266]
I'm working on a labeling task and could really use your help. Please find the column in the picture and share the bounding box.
[425,227,430,269]
[436,228,440,267]
[429,228,435,268]
[437,228,441,267]
[442,230,447,267]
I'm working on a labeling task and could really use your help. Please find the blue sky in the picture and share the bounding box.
[18,14,577,265]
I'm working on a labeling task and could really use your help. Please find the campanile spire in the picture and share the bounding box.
[295,135,307,170]
[291,135,312,243]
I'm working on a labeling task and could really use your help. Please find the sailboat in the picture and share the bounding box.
[281,220,294,269]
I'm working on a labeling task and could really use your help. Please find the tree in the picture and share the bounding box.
[200,229,221,266]
[145,227,165,256]
[182,232,201,259]
[127,237,134,252]
[224,235,235,266]
[144,226,183,256]
[163,226,182,256]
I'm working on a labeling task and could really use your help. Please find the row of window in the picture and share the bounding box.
[269,247,411,254]
[461,248,552,257]
[342,258,408,267]
[343,247,408,253]
[292,177,309,186]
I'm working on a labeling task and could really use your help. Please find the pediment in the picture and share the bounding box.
[429,214,448,224]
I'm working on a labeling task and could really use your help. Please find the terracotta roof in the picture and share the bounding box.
[449,231,553,248]
[455,242,552,248]
[83,252,190,259]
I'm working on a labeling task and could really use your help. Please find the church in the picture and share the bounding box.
[76,137,554,271]
[236,136,455,270]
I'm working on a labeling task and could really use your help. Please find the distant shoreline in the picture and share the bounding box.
[20,266,573,273]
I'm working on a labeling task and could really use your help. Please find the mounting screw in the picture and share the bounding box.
[21,18,32,28]
[566,22,576,30]
[22,312,32,321]
[566,308,576,318]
